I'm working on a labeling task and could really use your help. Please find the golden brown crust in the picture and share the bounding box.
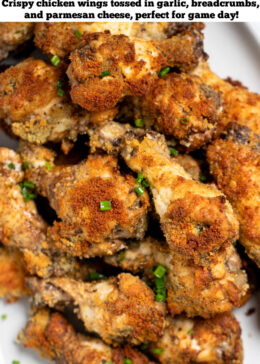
[207,124,260,267]
[0,247,29,302]
[113,345,155,364]
[139,73,222,150]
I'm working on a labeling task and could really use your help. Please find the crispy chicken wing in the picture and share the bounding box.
[20,143,149,254]
[0,22,34,61]
[67,29,206,111]
[19,308,114,363]
[207,123,260,268]
[27,273,166,345]
[34,22,204,58]
[135,72,223,150]
[0,246,28,302]
[106,237,248,317]
[0,58,117,145]
[0,147,88,278]
[148,313,242,364]
[193,61,260,135]
[90,122,238,259]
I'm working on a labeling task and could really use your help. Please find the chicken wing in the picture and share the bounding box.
[20,143,149,253]
[90,122,238,259]
[0,246,28,302]
[105,237,248,317]
[0,22,34,61]
[193,61,260,135]
[148,313,242,364]
[67,28,206,111]
[27,273,166,345]
[207,123,260,268]
[34,22,204,59]
[0,147,87,278]
[19,308,114,363]
[134,72,223,150]
[0,58,117,145]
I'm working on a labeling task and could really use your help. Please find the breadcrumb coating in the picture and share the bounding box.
[207,123,260,268]
[27,273,166,345]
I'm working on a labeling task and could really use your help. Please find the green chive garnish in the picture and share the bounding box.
[100,70,110,78]
[152,348,164,355]
[124,359,132,364]
[23,181,35,189]
[12,361,20,364]
[19,181,36,202]
[75,29,82,38]
[100,201,111,211]
[169,147,179,157]
[155,277,165,289]
[57,88,65,97]
[180,117,189,125]
[1,314,7,320]
[8,163,15,169]
[131,242,140,248]
[134,118,143,128]
[200,175,207,182]
[118,251,126,262]
[158,66,170,78]
[51,55,61,67]
[142,179,150,187]
[135,185,145,196]
[22,161,29,170]
[45,162,52,171]
[155,291,166,302]
[87,272,106,281]
[153,265,167,279]
[187,329,194,335]
[15,30,21,34]
[140,344,148,350]
[136,173,144,184]
[56,81,64,88]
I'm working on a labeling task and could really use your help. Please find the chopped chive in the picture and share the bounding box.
[134,118,144,128]
[158,66,170,78]
[22,161,29,171]
[135,185,145,196]
[124,359,132,364]
[23,181,35,189]
[100,70,110,78]
[169,147,179,157]
[100,200,111,211]
[8,163,15,169]
[51,55,61,67]
[1,314,7,320]
[180,117,189,125]
[155,277,165,289]
[15,30,21,34]
[155,293,166,302]
[57,88,65,97]
[45,162,52,171]
[136,173,144,184]
[153,265,167,279]
[87,272,106,281]
[12,361,20,364]
[187,329,194,335]
[142,179,150,187]
[152,348,164,355]
[140,344,148,350]
[131,242,140,248]
[56,81,64,88]
[75,29,82,38]
[118,251,126,262]
[199,175,207,182]
[102,362,114,364]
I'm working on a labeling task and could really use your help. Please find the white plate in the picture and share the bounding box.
[0,22,260,364]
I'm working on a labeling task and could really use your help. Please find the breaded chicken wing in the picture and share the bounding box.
[194,61,260,135]
[34,22,204,58]
[0,147,87,278]
[19,308,114,363]
[0,58,117,145]
[135,72,223,150]
[0,246,28,302]
[90,122,238,259]
[27,273,166,345]
[20,143,149,254]
[207,123,260,268]
[67,29,206,111]
[105,237,248,317]
[0,22,34,61]
[148,313,242,364]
